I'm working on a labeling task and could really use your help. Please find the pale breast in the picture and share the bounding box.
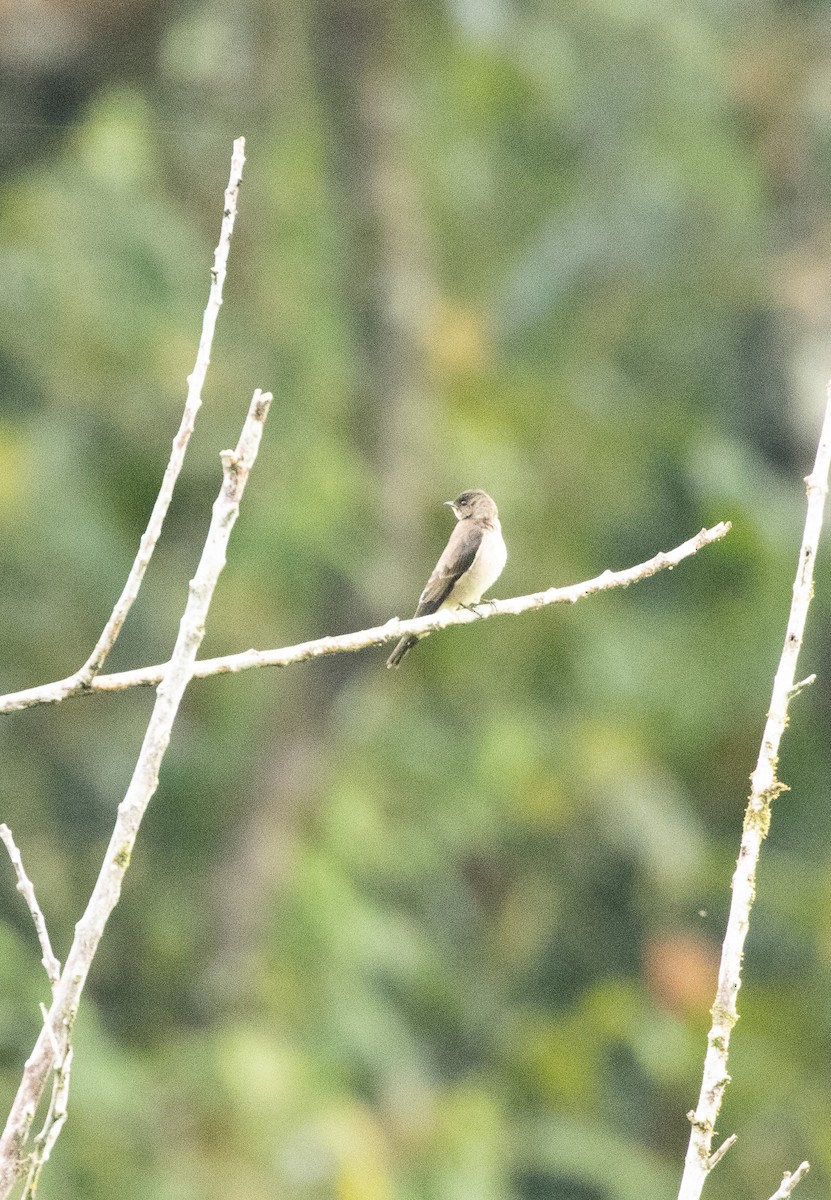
[445,523,507,607]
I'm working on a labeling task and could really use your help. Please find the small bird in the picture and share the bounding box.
[386,489,507,669]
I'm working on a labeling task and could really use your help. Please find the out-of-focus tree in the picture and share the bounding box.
[2,2,831,1198]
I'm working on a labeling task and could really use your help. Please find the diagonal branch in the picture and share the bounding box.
[767,1162,810,1200]
[0,521,732,713]
[0,826,60,990]
[0,388,273,1200]
[677,392,831,1200]
[27,137,246,708]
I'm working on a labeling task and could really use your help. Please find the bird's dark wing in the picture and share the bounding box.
[413,520,483,616]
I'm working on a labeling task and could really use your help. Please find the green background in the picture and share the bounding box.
[1,1,831,1197]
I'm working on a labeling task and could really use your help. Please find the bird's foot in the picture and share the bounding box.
[461,600,496,613]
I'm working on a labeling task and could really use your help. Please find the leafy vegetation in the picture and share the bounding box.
[1,2,830,1197]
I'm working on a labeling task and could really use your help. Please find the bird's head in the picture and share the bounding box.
[445,489,499,522]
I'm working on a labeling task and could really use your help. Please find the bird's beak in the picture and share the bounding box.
[445,500,459,517]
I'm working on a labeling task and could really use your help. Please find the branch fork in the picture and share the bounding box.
[0,388,273,1199]
[0,138,255,1200]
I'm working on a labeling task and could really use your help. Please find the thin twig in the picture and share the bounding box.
[706,1133,736,1171]
[678,392,831,1200]
[23,137,246,708]
[767,1162,810,1200]
[21,1047,73,1200]
[0,521,732,713]
[0,389,273,1200]
[0,826,60,990]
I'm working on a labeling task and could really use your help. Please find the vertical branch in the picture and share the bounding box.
[677,392,831,1200]
[0,389,273,1200]
[21,1046,72,1200]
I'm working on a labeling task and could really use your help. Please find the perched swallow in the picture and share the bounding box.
[386,489,507,668]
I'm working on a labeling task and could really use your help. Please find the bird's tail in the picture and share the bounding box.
[386,635,418,669]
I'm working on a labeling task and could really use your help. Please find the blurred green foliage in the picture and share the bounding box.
[2,1,831,1197]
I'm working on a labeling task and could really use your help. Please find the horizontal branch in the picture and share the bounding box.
[0,522,731,713]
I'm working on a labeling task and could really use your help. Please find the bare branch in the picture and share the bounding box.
[0,826,60,990]
[706,1133,736,1171]
[789,673,816,698]
[0,521,732,713]
[767,1162,810,1200]
[21,1047,72,1200]
[678,392,831,1200]
[0,389,273,1200]
[28,137,246,708]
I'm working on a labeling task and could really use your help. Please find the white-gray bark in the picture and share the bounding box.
[0,825,60,990]
[25,138,246,706]
[0,522,731,713]
[677,393,831,1200]
[0,389,272,1200]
